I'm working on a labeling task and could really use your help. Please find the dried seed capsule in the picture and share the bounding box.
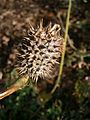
[16,21,63,83]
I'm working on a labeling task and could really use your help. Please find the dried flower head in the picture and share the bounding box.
[16,21,63,83]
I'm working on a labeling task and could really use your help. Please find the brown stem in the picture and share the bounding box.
[0,75,29,100]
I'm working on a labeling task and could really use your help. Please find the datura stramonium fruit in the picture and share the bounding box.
[16,21,63,83]
[0,21,64,100]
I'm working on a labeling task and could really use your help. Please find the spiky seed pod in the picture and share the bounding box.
[16,21,63,83]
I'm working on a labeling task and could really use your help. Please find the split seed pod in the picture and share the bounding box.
[16,21,63,83]
[0,21,64,100]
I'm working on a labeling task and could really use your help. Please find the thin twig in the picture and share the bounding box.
[57,11,76,50]
[51,0,72,94]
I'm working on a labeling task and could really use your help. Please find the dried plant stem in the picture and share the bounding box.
[51,0,72,94]
[58,13,76,50]
[0,75,29,100]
